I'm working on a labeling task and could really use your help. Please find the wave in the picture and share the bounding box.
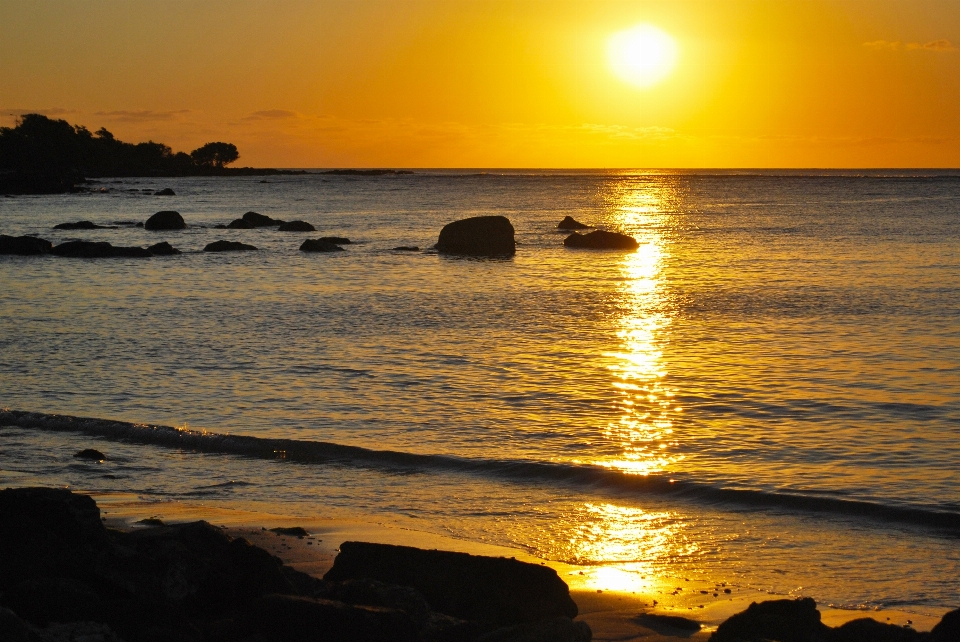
[3,409,959,533]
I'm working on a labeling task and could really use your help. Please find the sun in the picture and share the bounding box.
[608,25,678,88]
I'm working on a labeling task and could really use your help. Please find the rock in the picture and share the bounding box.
[2,576,105,626]
[136,222,144,227]
[35,621,125,642]
[300,239,345,252]
[330,578,432,628]
[203,240,258,252]
[930,608,960,642]
[271,526,310,537]
[324,542,577,627]
[147,241,181,256]
[242,211,283,227]
[633,613,701,633]
[318,236,351,245]
[436,216,515,256]
[709,598,828,642]
[155,188,176,196]
[144,211,186,230]
[278,220,316,232]
[51,241,152,258]
[214,224,227,229]
[563,230,638,250]
[226,218,256,229]
[74,448,106,461]
[829,617,922,642]
[0,234,53,255]
[0,607,30,642]
[477,617,592,642]
[247,594,419,642]
[556,216,590,230]
[53,220,112,230]
[392,246,420,252]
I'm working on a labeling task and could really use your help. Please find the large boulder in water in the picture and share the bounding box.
[0,235,52,255]
[204,240,258,252]
[154,188,176,196]
[301,239,345,252]
[227,218,256,229]
[144,211,186,230]
[323,541,577,627]
[710,597,828,642]
[51,241,152,258]
[557,216,590,230]
[436,215,515,256]
[53,220,112,230]
[278,220,316,232]
[242,211,283,227]
[563,230,638,250]
[147,241,180,256]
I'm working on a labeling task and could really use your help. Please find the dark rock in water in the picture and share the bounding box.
[634,612,701,633]
[136,518,166,526]
[710,597,828,642]
[436,215,515,256]
[147,241,181,256]
[829,617,923,642]
[144,210,186,230]
[74,448,106,461]
[392,246,420,252]
[319,236,351,244]
[0,234,52,255]
[242,211,283,227]
[53,220,112,230]
[300,239,345,252]
[477,616,592,642]
[214,224,227,229]
[204,240,258,252]
[154,188,176,196]
[227,217,256,229]
[930,608,960,642]
[246,594,419,642]
[563,230,638,250]
[278,220,316,232]
[557,216,590,230]
[52,241,152,258]
[0,607,30,642]
[324,541,578,627]
[135,222,144,227]
[271,526,309,537]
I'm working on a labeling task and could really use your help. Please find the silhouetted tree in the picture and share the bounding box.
[190,142,239,169]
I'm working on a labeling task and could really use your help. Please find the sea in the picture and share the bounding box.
[1,170,958,615]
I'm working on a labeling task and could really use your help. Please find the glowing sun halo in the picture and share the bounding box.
[608,25,678,88]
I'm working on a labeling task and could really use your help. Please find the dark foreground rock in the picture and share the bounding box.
[829,617,923,642]
[147,241,181,255]
[74,448,106,461]
[144,210,186,230]
[242,211,284,227]
[0,234,52,255]
[54,220,114,230]
[155,188,176,196]
[436,216,515,256]
[51,241,152,258]
[227,217,256,229]
[556,216,590,230]
[300,239,345,252]
[278,220,316,232]
[324,541,578,628]
[931,608,960,641]
[204,240,258,252]
[477,617,591,642]
[563,230,638,250]
[710,598,827,642]
[318,236,351,244]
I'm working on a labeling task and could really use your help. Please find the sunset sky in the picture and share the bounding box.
[2,0,959,168]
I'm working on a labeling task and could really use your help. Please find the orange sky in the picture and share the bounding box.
[2,0,959,168]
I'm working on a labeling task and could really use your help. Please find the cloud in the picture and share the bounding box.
[94,110,191,122]
[906,39,956,51]
[242,109,300,121]
[863,39,956,52]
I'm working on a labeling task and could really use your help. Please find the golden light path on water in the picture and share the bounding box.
[565,178,698,594]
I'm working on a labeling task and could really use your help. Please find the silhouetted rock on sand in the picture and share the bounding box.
[931,608,960,641]
[227,217,256,229]
[300,239,345,252]
[278,220,316,232]
[557,216,590,230]
[271,526,309,537]
[478,616,591,642]
[147,241,180,255]
[154,188,176,196]
[204,240,258,252]
[242,211,284,227]
[144,210,186,230]
[436,216,515,256]
[710,597,827,641]
[53,220,114,230]
[0,234,52,255]
[74,448,106,461]
[247,594,419,642]
[51,241,152,258]
[324,541,577,627]
[829,617,923,641]
[633,613,701,633]
[318,236,352,244]
[563,230,638,250]
[393,246,420,251]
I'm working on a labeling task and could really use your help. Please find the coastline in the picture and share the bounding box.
[91,491,947,641]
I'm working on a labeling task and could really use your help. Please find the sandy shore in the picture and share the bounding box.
[93,491,946,641]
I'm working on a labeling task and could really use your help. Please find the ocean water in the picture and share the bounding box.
[2,170,959,613]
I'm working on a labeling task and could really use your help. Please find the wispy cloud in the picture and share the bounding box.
[94,110,192,122]
[242,109,301,121]
[863,39,956,52]
[906,39,956,51]
[3,107,78,117]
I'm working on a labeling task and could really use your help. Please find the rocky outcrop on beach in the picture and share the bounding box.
[436,216,515,256]
[0,234,53,255]
[51,240,152,258]
[278,221,316,232]
[562,230,638,250]
[242,211,284,227]
[300,239,345,252]
[204,240,258,252]
[557,216,590,230]
[144,210,186,231]
[53,220,115,230]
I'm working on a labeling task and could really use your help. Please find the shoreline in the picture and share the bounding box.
[92,491,948,641]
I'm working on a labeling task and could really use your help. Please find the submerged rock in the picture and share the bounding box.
[556,216,590,230]
[227,218,256,229]
[278,220,316,232]
[242,211,284,227]
[563,230,638,250]
[144,210,186,230]
[204,240,258,252]
[51,241,152,258]
[147,241,181,256]
[392,246,420,252]
[710,597,828,642]
[53,220,113,230]
[0,234,52,255]
[318,236,351,244]
[436,215,515,256]
[154,188,176,196]
[73,449,106,461]
[300,239,345,252]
